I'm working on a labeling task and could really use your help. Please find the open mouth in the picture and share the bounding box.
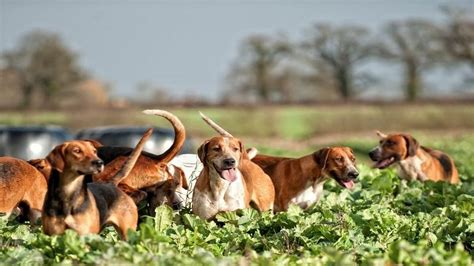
[331,171,356,189]
[336,179,355,189]
[92,166,104,174]
[373,156,396,169]
[214,164,237,182]
[78,166,103,175]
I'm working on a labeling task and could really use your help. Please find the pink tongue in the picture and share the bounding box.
[373,161,384,168]
[373,159,390,169]
[221,168,237,182]
[343,180,355,189]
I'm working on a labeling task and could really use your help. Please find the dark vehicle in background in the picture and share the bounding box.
[0,125,194,161]
[75,126,194,155]
[0,126,72,160]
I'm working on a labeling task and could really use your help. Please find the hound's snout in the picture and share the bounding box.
[347,171,359,180]
[223,158,236,168]
[369,149,381,161]
[92,159,104,168]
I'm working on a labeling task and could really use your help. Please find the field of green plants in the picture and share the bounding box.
[1,132,473,265]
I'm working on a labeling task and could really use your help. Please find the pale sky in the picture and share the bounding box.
[1,0,473,100]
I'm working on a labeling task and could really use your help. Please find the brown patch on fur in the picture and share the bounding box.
[193,136,275,219]
[193,113,274,219]
[43,110,186,210]
[0,157,47,223]
[93,110,186,209]
[142,164,189,213]
[42,129,152,239]
[117,183,147,204]
[252,147,358,211]
[370,132,459,184]
[28,158,51,181]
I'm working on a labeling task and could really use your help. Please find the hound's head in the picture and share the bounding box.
[146,164,189,212]
[198,136,244,183]
[46,140,104,175]
[369,131,419,169]
[314,146,359,189]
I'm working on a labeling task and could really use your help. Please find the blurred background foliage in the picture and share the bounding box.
[1,7,472,109]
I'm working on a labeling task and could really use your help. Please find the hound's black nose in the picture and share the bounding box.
[348,171,359,180]
[368,150,379,161]
[92,159,104,167]
[223,158,236,168]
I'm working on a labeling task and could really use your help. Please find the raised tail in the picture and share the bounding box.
[199,112,233,137]
[111,128,153,184]
[143,109,186,163]
[246,147,258,160]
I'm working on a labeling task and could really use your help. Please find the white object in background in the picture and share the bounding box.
[169,154,203,208]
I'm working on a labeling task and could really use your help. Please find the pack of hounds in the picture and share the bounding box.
[0,109,459,239]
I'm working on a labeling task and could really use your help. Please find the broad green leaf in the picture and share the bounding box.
[154,205,174,233]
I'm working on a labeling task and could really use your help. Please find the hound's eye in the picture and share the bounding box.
[212,146,221,152]
[351,157,356,162]
[336,157,343,162]
[233,147,239,152]
[73,148,81,153]
[385,141,394,146]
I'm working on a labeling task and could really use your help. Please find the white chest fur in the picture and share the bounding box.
[192,170,246,220]
[289,180,325,209]
[396,155,427,181]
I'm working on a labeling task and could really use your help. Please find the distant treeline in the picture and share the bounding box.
[0,7,472,109]
[223,8,473,103]
[1,31,102,109]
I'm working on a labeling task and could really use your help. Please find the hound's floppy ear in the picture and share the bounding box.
[118,184,147,204]
[84,139,102,148]
[166,164,188,190]
[238,139,245,161]
[313,147,331,170]
[402,134,419,158]
[46,143,68,171]
[376,130,387,139]
[28,159,45,169]
[197,140,210,163]
[174,166,189,190]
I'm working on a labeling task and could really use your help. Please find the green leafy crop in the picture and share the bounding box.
[1,137,473,265]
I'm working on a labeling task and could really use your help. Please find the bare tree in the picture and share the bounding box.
[225,34,290,103]
[2,30,86,108]
[440,9,474,88]
[377,20,444,101]
[299,24,374,100]
[441,9,474,67]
